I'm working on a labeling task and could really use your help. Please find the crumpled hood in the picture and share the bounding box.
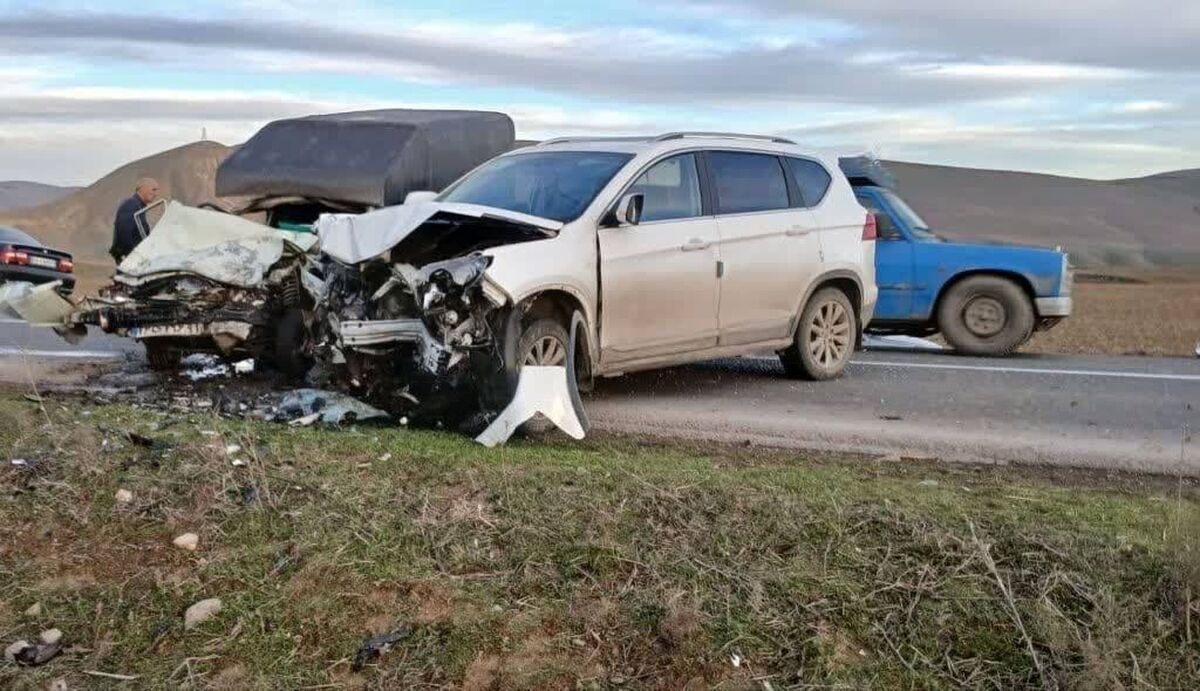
[117,201,314,288]
[316,201,562,265]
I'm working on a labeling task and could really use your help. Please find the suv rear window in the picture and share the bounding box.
[785,157,832,207]
[708,152,789,215]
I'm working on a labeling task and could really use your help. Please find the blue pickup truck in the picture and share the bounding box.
[839,158,1072,356]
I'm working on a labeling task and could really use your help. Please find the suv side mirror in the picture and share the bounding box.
[404,190,437,205]
[613,193,644,227]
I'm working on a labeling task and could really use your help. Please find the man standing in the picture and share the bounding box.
[110,177,159,264]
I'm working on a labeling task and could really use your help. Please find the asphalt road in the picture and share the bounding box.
[4,320,1198,474]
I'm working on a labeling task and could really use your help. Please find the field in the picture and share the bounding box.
[2,394,1199,688]
[1027,271,1200,357]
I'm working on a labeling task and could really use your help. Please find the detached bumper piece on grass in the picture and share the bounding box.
[70,202,316,375]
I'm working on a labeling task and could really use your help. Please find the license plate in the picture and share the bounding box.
[28,256,57,269]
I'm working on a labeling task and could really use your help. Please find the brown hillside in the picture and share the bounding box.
[0,141,233,262]
[886,162,1200,267]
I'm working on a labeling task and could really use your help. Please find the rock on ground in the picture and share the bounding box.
[184,598,223,630]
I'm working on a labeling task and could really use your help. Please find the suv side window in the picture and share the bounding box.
[855,193,901,239]
[708,151,789,215]
[785,157,832,207]
[626,153,703,222]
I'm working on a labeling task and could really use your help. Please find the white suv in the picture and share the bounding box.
[318,132,877,401]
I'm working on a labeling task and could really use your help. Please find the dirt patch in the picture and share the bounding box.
[407,581,459,625]
[461,653,501,691]
[1028,272,1200,357]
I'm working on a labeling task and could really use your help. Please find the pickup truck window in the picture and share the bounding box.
[626,153,703,222]
[439,151,633,223]
[708,151,790,215]
[785,157,832,207]
[877,188,941,241]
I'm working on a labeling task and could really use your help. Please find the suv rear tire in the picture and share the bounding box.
[937,275,1034,356]
[780,287,857,381]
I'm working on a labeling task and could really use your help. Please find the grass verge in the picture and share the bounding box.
[2,393,1199,689]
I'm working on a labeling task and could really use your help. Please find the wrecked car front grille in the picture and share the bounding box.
[338,318,429,347]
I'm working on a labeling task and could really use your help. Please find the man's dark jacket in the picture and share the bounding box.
[110,194,146,263]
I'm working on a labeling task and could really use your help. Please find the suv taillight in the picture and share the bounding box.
[58,258,74,273]
[0,249,29,265]
[862,213,878,240]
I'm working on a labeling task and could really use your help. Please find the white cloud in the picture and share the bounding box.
[1114,100,1178,114]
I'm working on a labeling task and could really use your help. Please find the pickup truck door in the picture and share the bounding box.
[855,190,915,319]
[597,153,720,363]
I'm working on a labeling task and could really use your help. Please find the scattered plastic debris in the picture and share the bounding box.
[275,389,389,426]
[114,489,133,504]
[352,626,412,671]
[10,458,29,467]
[4,629,64,666]
[181,354,231,381]
[233,359,255,374]
[863,334,944,352]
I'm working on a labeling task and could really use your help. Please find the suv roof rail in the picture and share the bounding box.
[536,135,654,146]
[654,131,796,145]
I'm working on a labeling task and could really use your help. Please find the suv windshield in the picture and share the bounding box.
[439,151,633,223]
[879,189,941,241]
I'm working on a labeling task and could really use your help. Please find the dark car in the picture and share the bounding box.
[0,226,75,294]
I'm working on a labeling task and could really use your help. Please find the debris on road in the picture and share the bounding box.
[351,626,412,671]
[183,598,223,630]
[274,388,389,426]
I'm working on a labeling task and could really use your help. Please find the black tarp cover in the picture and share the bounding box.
[216,110,515,207]
[838,156,897,190]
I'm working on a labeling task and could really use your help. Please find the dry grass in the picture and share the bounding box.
[3,394,1200,689]
[1028,271,1200,357]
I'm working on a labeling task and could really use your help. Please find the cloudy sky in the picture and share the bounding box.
[2,0,1198,184]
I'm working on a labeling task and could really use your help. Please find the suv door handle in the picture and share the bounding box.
[785,226,812,237]
[680,238,711,251]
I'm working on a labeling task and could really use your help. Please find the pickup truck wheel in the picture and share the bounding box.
[779,287,857,381]
[144,340,180,372]
[938,276,1034,356]
[515,318,571,434]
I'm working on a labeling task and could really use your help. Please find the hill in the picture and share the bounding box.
[886,162,1200,267]
[0,181,80,212]
[0,141,233,261]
